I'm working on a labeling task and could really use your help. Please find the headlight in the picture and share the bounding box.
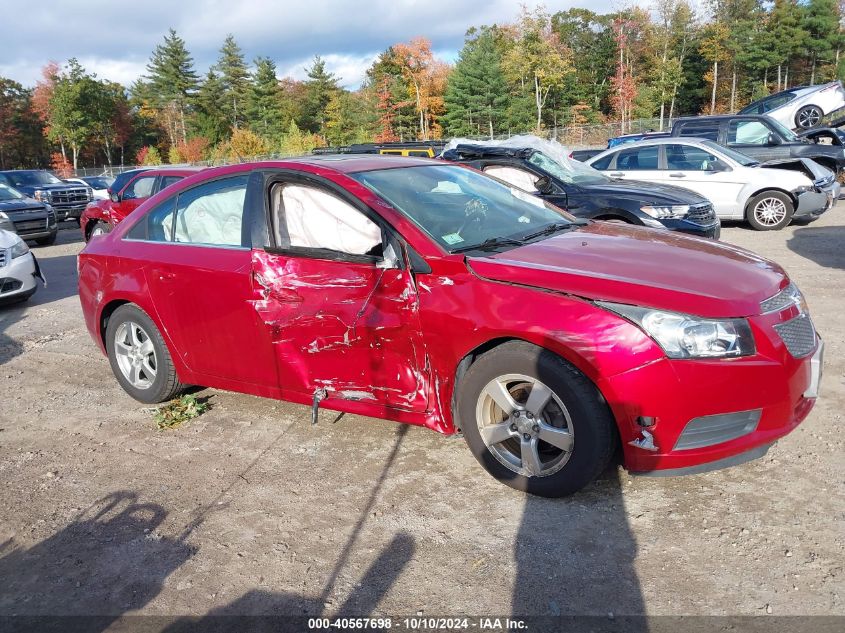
[10,238,30,259]
[792,185,817,194]
[34,189,52,202]
[598,302,755,359]
[0,211,9,221]
[640,204,689,219]
[86,187,93,200]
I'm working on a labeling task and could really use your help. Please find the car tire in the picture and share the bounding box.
[745,191,794,231]
[105,304,183,404]
[89,221,112,240]
[457,341,616,497]
[795,105,823,130]
[34,232,58,246]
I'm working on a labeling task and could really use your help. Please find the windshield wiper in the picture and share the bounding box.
[521,221,584,241]
[451,236,525,254]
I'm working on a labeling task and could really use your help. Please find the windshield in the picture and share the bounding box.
[766,117,800,142]
[527,150,610,185]
[5,171,62,187]
[351,164,576,253]
[701,140,759,166]
[82,177,113,189]
[0,184,25,201]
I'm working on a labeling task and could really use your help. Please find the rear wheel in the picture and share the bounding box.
[795,105,823,129]
[746,191,794,231]
[458,341,616,497]
[105,304,183,403]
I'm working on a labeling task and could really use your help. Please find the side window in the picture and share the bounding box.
[590,154,614,170]
[482,166,539,193]
[727,120,771,145]
[665,144,721,171]
[158,175,184,191]
[172,175,248,246]
[676,122,720,142]
[273,184,382,257]
[122,175,156,200]
[615,146,658,170]
[126,197,177,242]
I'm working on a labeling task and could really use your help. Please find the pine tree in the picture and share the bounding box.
[443,28,508,137]
[247,57,287,141]
[145,28,198,145]
[801,0,841,84]
[301,56,339,137]
[216,34,251,128]
[194,70,229,146]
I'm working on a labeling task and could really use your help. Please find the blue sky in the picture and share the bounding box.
[0,0,626,89]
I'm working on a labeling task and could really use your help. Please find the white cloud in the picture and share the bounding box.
[278,53,381,89]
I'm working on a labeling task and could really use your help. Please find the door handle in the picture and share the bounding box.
[669,172,686,178]
[609,172,624,177]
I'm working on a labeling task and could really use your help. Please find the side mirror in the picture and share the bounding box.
[110,192,120,203]
[535,175,554,195]
[767,133,783,146]
[376,242,400,269]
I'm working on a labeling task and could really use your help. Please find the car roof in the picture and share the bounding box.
[141,167,204,177]
[193,154,438,177]
[601,137,716,148]
[676,114,772,122]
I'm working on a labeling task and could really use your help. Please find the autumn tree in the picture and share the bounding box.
[393,37,450,140]
[502,8,573,132]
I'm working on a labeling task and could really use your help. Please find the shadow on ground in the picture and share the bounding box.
[787,225,845,270]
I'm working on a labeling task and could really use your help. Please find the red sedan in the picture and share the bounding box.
[80,167,202,241]
[77,156,823,496]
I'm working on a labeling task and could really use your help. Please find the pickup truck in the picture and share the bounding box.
[0,170,93,222]
[669,114,845,174]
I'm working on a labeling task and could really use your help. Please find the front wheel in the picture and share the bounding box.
[105,304,183,403]
[746,191,794,231]
[88,221,111,240]
[457,341,616,497]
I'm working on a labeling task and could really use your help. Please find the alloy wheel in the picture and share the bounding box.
[113,321,158,389]
[475,373,574,477]
[753,197,787,227]
[797,107,822,129]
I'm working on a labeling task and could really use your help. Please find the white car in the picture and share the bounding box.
[738,81,845,130]
[0,229,45,304]
[586,138,837,230]
[64,176,113,200]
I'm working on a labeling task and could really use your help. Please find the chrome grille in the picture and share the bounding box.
[686,203,716,224]
[50,188,89,205]
[760,283,805,314]
[774,314,816,358]
[0,249,6,268]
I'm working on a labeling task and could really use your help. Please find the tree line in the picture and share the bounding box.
[0,0,842,171]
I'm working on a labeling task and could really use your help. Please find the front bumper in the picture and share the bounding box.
[794,188,833,218]
[0,250,39,302]
[52,203,88,221]
[597,312,821,474]
[657,218,721,240]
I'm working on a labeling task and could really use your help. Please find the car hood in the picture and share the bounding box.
[582,179,709,204]
[0,198,47,212]
[467,222,786,318]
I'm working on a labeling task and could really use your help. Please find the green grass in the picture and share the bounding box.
[154,394,209,430]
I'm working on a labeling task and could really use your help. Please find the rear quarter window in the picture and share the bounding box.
[676,122,721,142]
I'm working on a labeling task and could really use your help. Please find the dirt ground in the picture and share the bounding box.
[0,208,843,626]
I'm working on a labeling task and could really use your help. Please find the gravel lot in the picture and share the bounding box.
[0,210,842,626]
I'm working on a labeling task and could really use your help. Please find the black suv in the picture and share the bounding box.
[670,114,845,174]
[441,144,720,239]
[0,183,58,245]
[0,170,93,222]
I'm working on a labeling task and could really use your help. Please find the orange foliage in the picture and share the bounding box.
[50,152,73,179]
[175,137,209,163]
[392,37,450,140]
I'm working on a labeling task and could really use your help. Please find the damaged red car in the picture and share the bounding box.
[78,156,823,497]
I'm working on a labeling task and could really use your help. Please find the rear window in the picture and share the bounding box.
[676,121,720,142]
